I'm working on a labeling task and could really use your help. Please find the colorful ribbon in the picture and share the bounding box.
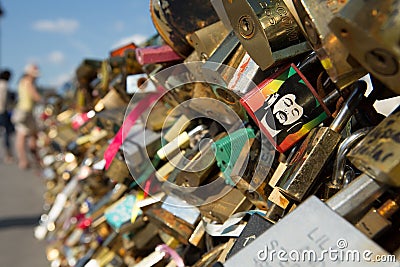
[104,93,160,170]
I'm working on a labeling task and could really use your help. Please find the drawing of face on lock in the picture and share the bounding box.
[266,93,304,127]
[239,64,330,153]
[254,73,322,145]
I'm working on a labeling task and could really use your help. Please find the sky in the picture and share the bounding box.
[0,0,157,90]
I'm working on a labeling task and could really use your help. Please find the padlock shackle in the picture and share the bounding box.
[322,89,341,108]
[331,127,372,187]
[326,173,386,222]
[330,80,367,133]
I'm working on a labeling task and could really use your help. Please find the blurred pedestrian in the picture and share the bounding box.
[12,64,42,169]
[0,69,14,163]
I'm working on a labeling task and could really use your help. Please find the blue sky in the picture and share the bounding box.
[1,0,156,90]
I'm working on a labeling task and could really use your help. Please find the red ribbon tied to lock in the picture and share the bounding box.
[103,92,162,170]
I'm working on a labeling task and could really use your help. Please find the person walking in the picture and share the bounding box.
[0,69,14,163]
[12,64,42,169]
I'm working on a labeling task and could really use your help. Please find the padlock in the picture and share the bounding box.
[105,153,131,184]
[156,125,206,161]
[100,60,111,94]
[225,195,397,267]
[122,123,161,174]
[150,0,219,57]
[222,174,396,266]
[76,59,102,85]
[86,247,124,267]
[347,110,400,187]
[189,21,230,61]
[202,31,241,72]
[110,42,137,58]
[324,127,371,199]
[143,195,200,245]
[70,110,96,131]
[142,99,175,132]
[199,186,253,223]
[72,127,108,149]
[87,183,128,220]
[212,128,256,185]
[128,222,164,255]
[124,48,143,76]
[355,196,400,239]
[221,0,310,70]
[326,174,388,223]
[329,0,400,95]
[75,59,102,111]
[229,51,333,108]
[241,63,332,153]
[135,45,183,65]
[227,52,278,98]
[107,73,132,103]
[158,122,224,186]
[174,140,219,187]
[155,151,187,182]
[230,136,273,210]
[49,124,79,151]
[326,176,400,256]
[191,243,229,267]
[108,50,142,77]
[226,213,273,259]
[104,194,138,232]
[189,83,247,126]
[274,81,365,206]
[95,108,125,135]
[292,0,366,89]
[94,88,128,112]
[163,114,190,143]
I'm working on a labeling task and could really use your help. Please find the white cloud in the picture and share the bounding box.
[32,18,79,34]
[47,51,65,64]
[111,34,148,49]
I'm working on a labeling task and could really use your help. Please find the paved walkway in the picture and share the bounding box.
[0,160,48,267]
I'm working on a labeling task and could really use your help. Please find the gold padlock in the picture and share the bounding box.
[348,111,400,187]
[329,0,400,94]
[293,0,366,89]
[199,186,253,223]
[222,0,310,70]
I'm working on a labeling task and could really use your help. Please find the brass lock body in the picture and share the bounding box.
[348,111,400,187]
[293,0,366,89]
[222,0,310,70]
[329,0,400,95]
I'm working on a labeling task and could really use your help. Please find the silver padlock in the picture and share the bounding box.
[225,177,397,266]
